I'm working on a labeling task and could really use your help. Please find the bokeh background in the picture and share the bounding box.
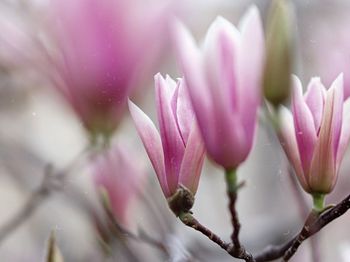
[0,0,350,261]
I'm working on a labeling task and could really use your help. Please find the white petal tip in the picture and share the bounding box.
[336,73,344,82]
[127,99,135,108]
[308,77,325,92]
[246,5,259,16]
[154,72,163,81]
[128,99,140,115]
[291,74,302,87]
[172,19,192,41]
[310,77,321,83]
[239,5,260,29]
[213,16,231,26]
[330,73,344,90]
[165,74,175,82]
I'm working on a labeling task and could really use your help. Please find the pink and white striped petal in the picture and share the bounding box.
[304,77,326,132]
[279,106,309,191]
[178,123,205,194]
[237,5,264,146]
[155,74,185,194]
[337,98,350,169]
[128,100,170,196]
[292,75,317,174]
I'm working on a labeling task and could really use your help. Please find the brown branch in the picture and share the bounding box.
[227,185,255,260]
[283,211,319,261]
[287,166,321,262]
[254,193,350,261]
[179,212,255,262]
[254,239,294,262]
[224,168,251,261]
[227,185,243,249]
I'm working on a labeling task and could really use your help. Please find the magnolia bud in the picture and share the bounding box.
[263,0,294,107]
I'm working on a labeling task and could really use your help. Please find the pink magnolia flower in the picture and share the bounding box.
[93,144,147,226]
[129,74,205,198]
[49,0,169,137]
[173,6,264,169]
[279,74,350,194]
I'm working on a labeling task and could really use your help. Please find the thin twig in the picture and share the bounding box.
[283,211,319,261]
[254,193,350,261]
[0,146,91,245]
[227,188,240,248]
[0,165,53,243]
[179,212,255,262]
[102,195,170,257]
[287,166,321,262]
[254,239,294,262]
[0,185,45,242]
[225,169,250,260]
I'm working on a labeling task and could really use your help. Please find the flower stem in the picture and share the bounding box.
[312,194,325,213]
[225,169,243,250]
[225,169,238,193]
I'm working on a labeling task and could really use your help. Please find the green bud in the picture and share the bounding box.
[263,0,294,107]
[46,231,64,262]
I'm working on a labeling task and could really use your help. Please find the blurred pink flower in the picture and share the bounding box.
[129,74,205,198]
[93,144,147,226]
[279,74,350,194]
[49,0,169,137]
[302,11,350,100]
[173,6,264,170]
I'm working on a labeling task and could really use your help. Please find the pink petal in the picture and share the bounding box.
[279,106,309,192]
[337,98,350,169]
[206,112,248,169]
[304,77,326,133]
[309,74,343,193]
[173,18,250,169]
[329,74,344,159]
[175,80,194,144]
[168,76,182,137]
[178,123,205,194]
[155,74,185,195]
[291,75,317,174]
[128,100,170,197]
[202,16,240,113]
[172,20,212,113]
[199,17,249,168]
[165,74,177,95]
[172,21,215,147]
[236,5,264,146]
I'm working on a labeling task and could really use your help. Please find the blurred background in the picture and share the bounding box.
[0,0,350,261]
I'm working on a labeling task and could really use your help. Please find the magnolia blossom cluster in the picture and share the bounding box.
[128,5,350,208]
[24,0,350,215]
[1,1,350,261]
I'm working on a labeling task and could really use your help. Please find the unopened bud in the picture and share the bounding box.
[46,231,64,262]
[263,0,294,107]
